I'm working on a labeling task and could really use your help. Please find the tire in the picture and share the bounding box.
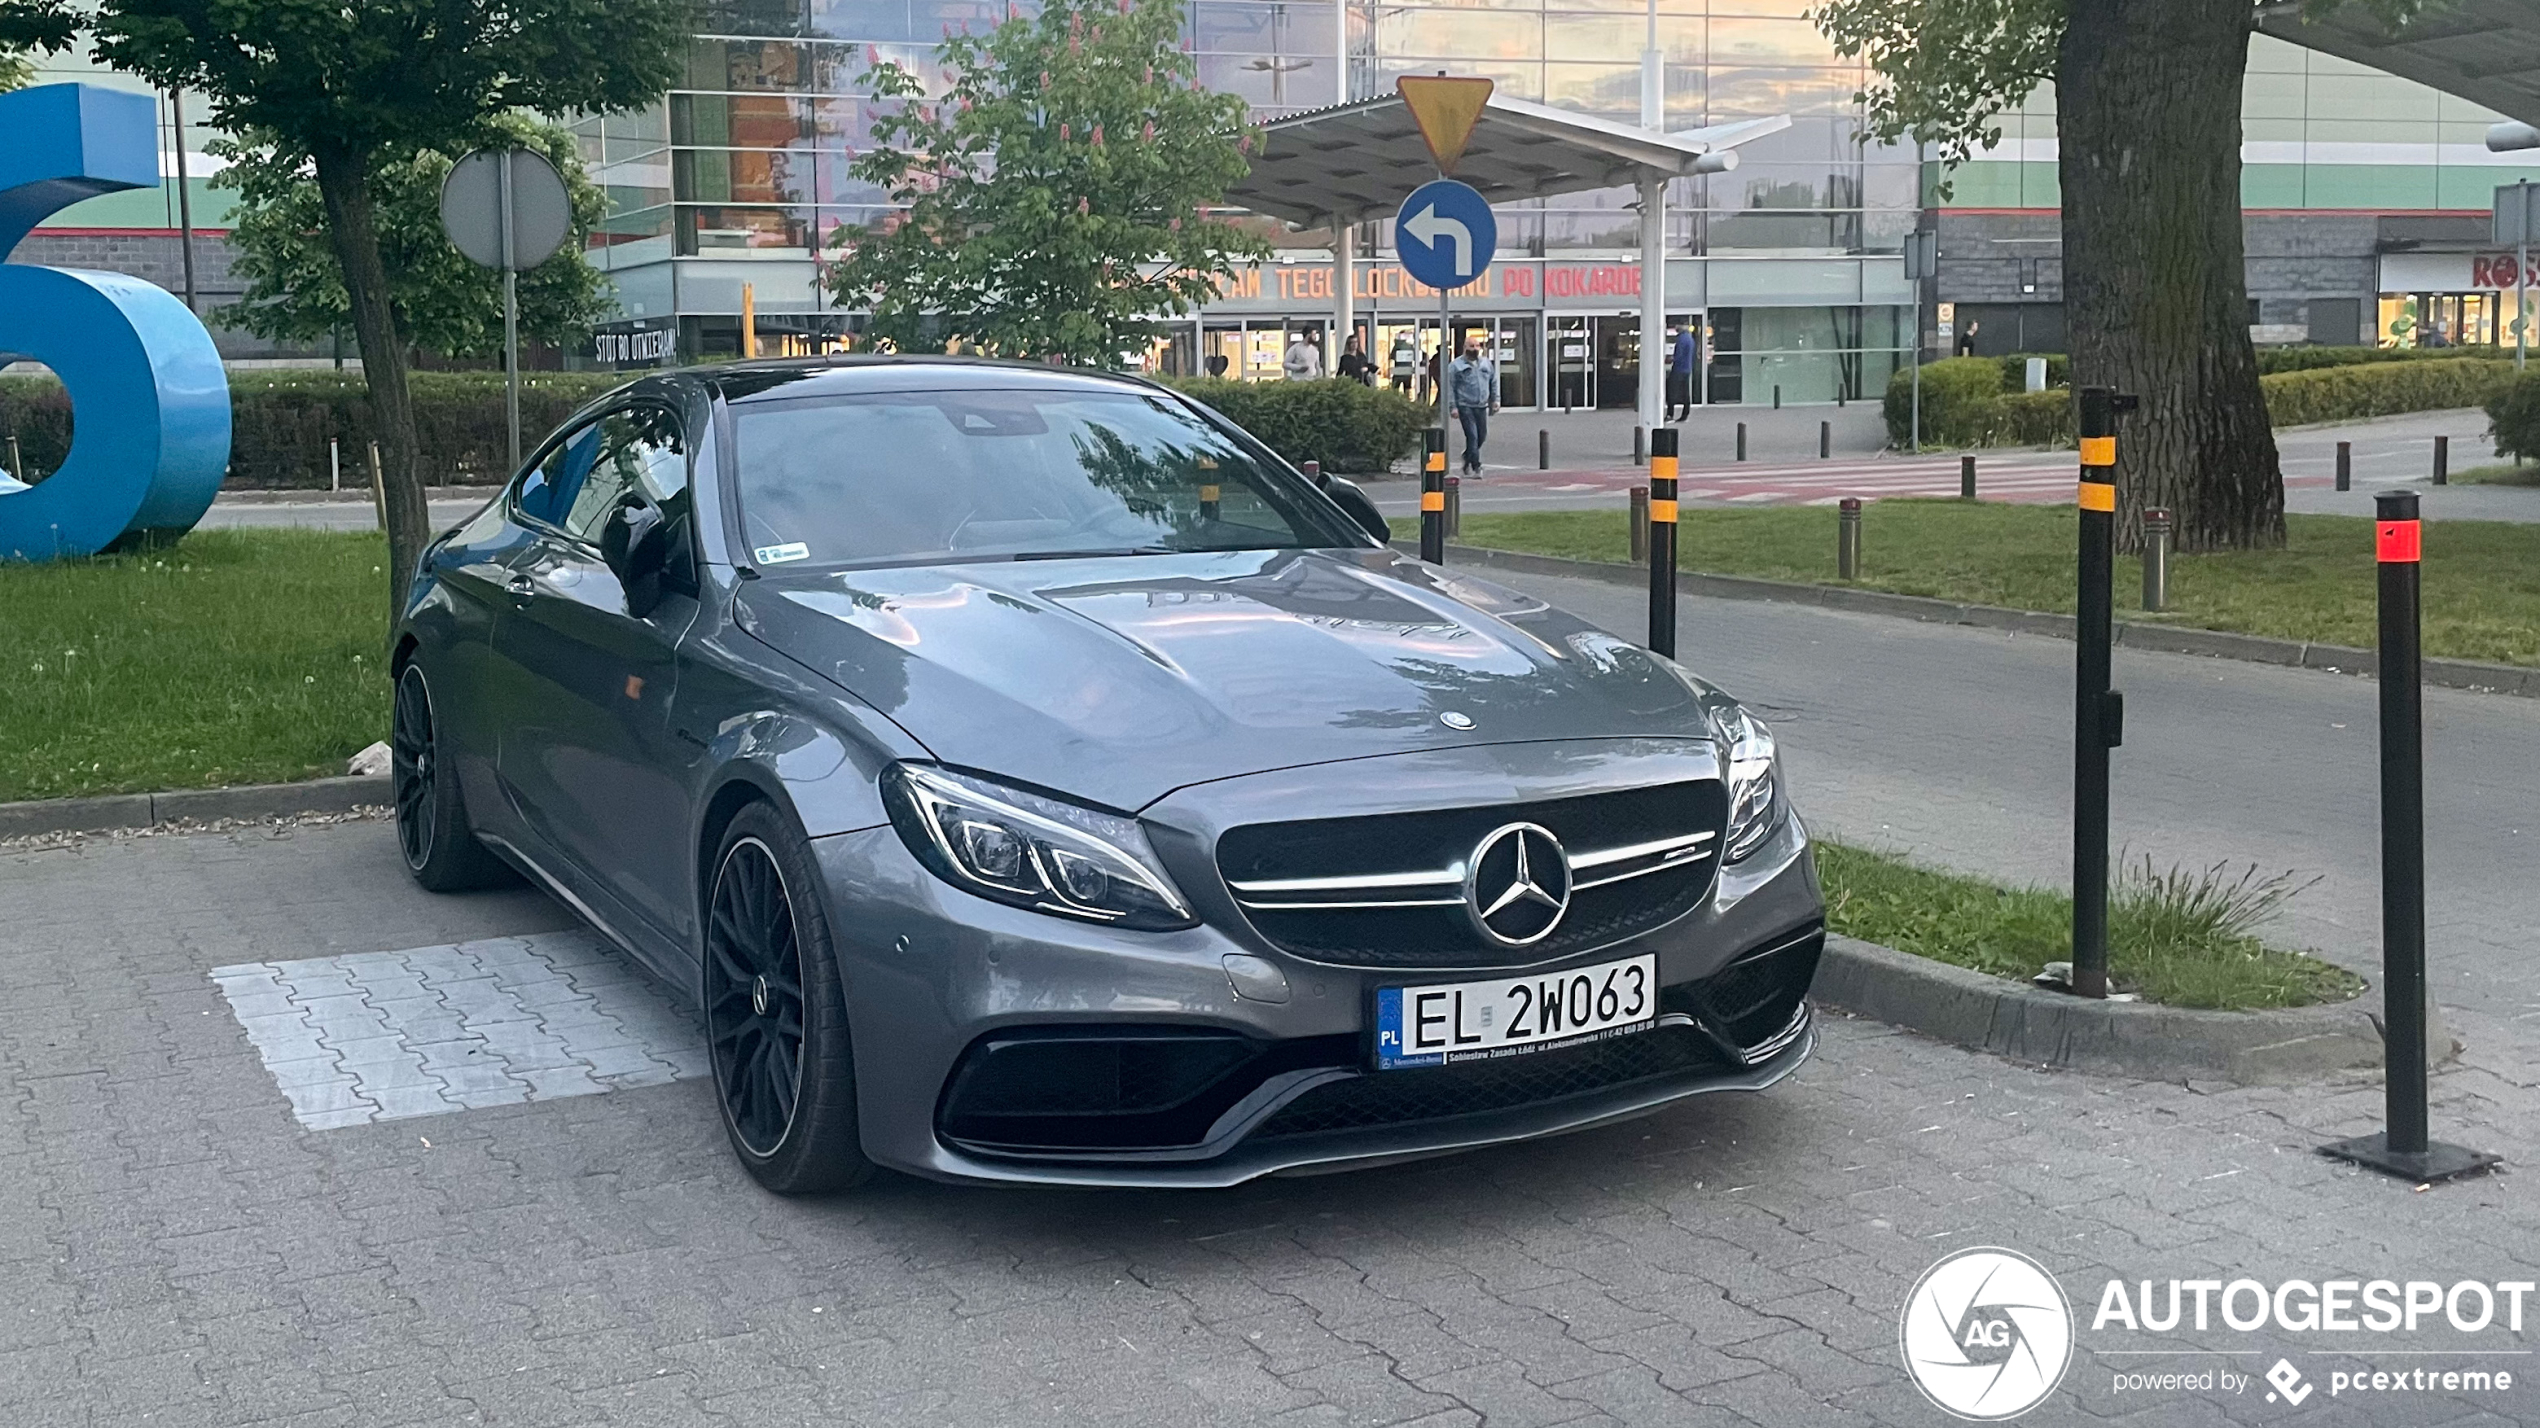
[703,801,875,1195]
[392,662,513,892]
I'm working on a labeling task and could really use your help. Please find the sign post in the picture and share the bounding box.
[442,149,572,475]
[2495,182,2536,370]
[1902,231,1938,452]
[2321,492,2503,1185]
[1395,77,1496,453]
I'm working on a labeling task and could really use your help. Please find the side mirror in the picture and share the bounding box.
[1321,475,1391,544]
[601,495,670,617]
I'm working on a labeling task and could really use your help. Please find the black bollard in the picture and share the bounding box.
[1819,421,1831,459]
[1633,425,1646,467]
[2071,387,2126,1001]
[1629,485,1650,563]
[1538,428,1550,470]
[1647,429,1678,658]
[2336,440,2351,492]
[1419,427,1445,563]
[1735,422,1747,462]
[1960,454,1977,501]
[2433,434,2449,486]
[2320,493,2502,1184]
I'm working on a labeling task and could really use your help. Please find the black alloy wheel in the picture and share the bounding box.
[392,665,438,870]
[706,836,809,1156]
[390,662,510,891]
[701,803,874,1194]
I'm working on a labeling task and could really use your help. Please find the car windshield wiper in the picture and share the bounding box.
[1009,546,1179,561]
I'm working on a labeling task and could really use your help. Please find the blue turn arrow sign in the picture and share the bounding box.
[1395,179,1497,292]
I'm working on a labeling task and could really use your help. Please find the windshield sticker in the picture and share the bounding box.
[754,542,810,565]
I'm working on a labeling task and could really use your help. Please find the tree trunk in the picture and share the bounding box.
[311,145,432,623]
[2058,0,2284,553]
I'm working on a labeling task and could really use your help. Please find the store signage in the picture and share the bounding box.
[2470,254,2539,289]
[1542,264,1641,299]
[594,325,678,367]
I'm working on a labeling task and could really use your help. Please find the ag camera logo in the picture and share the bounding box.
[1901,1247,2074,1420]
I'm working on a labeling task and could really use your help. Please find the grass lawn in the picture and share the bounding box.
[1817,843,2361,1010]
[2452,461,2540,487]
[1400,501,2540,666]
[0,529,391,803]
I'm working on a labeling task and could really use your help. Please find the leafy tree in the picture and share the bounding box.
[0,0,692,614]
[1812,0,2424,551]
[213,116,613,362]
[828,0,1271,365]
[0,47,28,91]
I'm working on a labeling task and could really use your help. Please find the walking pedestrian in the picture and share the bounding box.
[1666,323,1697,422]
[1449,336,1498,474]
[1389,331,1416,393]
[1282,327,1323,380]
[1337,332,1374,386]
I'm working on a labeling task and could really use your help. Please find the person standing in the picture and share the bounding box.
[1666,323,1698,422]
[1955,318,1981,357]
[1283,328,1324,380]
[1336,332,1374,385]
[1449,336,1498,474]
[1389,330,1417,393]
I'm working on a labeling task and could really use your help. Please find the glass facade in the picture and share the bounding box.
[1938,34,2540,212]
[575,0,1921,400]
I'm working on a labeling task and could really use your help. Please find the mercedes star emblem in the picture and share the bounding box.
[1464,822,1573,946]
[1439,711,1475,730]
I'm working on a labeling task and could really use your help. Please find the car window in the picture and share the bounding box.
[727,387,1359,570]
[519,406,688,544]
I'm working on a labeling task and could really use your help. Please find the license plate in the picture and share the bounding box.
[1373,954,1657,1070]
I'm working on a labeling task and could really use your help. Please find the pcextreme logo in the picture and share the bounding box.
[1900,1247,2075,1420]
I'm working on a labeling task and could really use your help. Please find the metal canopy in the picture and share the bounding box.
[2259,0,2540,128]
[1227,92,1789,226]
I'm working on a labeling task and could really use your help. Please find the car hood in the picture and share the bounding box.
[739,548,1720,810]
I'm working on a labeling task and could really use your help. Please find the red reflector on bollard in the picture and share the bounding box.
[2376,520,2421,564]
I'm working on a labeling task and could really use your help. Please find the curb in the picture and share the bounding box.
[1406,541,2540,698]
[0,775,391,840]
[1811,933,2454,1086]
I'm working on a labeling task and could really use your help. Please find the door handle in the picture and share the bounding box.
[504,572,536,603]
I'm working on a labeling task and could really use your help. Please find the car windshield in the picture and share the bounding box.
[728,386,1360,570]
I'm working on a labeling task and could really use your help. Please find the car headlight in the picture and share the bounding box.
[1720,706,1783,863]
[882,763,1196,930]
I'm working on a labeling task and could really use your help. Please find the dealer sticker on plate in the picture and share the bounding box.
[1374,953,1657,1070]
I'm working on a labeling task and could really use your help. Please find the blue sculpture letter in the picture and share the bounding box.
[0,84,232,559]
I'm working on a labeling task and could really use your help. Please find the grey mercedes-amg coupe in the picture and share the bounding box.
[389,357,1822,1193]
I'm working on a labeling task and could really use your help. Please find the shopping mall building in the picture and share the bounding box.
[21,1,2540,404]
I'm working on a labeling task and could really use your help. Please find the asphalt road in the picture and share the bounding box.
[1473,564,2540,1049]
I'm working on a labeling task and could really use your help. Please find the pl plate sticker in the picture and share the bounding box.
[755,542,810,565]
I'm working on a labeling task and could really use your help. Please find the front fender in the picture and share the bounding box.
[694,706,912,840]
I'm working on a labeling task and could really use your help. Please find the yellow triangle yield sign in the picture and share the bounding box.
[1396,75,1494,175]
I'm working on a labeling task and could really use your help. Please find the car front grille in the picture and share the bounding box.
[1247,1023,1733,1141]
[1217,780,1729,970]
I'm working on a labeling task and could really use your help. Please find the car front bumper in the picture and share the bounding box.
[809,773,1823,1189]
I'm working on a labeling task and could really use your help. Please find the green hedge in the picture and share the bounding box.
[2256,344,2507,375]
[2259,358,2514,427]
[1160,377,1428,474]
[1884,357,2514,450]
[0,368,1424,489]
[1880,357,2006,447]
[2484,370,2540,462]
[0,370,626,489]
